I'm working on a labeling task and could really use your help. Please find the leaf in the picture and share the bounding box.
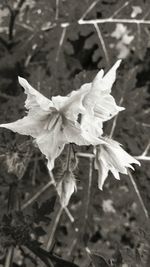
[89,253,110,267]
[110,249,123,267]
[32,196,56,224]
[34,226,46,237]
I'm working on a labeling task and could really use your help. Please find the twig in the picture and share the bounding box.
[141,141,150,156]
[135,156,150,161]
[79,0,100,20]
[109,97,124,138]
[135,141,150,161]
[31,153,38,186]
[46,206,63,250]
[56,25,68,62]
[128,170,149,219]
[78,18,150,25]
[21,180,54,210]
[4,246,14,267]
[55,0,59,20]
[67,157,93,257]
[76,152,95,159]
[84,158,93,222]
[94,23,110,66]
[110,1,130,19]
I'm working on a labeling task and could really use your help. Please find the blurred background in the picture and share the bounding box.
[0,0,150,266]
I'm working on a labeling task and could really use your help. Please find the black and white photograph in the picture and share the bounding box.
[0,0,150,266]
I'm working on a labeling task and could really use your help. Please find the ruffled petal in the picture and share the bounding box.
[92,59,122,93]
[18,77,53,112]
[52,85,89,121]
[36,115,66,170]
[63,119,91,146]
[0,115,47,138]
[81,113,103,139]
[103,138,140,170]
[82,60,124,122]
[94,94,124,121]
[95,138,140,189]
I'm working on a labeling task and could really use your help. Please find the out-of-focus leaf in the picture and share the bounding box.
[32,195,56,224]
[89,252,110,267]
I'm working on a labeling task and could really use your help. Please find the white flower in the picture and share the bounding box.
[0,60,124,171]
[79,59,124,139]
[0,77,94,171]
[94,138,140,190]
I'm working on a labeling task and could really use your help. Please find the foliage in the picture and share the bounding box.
[0,0,150,266]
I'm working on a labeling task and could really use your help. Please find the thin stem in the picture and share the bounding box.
[67,158,93,257]
[4,246,14,267]
[79,18,150,25]
[94,23,110,66]
[21,181,54,210]
[128,170,149,219]
[109,97,124,138]
[46,206,63,250]
[76,152,95,159]
[84,158,93,222]
[79,0,100,20]
[110,1,130,18]
[66,144,72,171]
[135,156,150,161]
[56,26,67,62]
[55,0,59,20]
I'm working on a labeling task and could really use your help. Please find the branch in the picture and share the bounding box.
[128,170,149,219]
[79,0,100,20]
[78,18,150,25]
[93,23,110,66]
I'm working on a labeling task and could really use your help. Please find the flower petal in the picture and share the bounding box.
[82,60,124,122]
[63,119,91,146]
[52,86,88,121]
[36,115,66,170]
[18,77,53,111]
[0,115,47,138]
[57,170,76,207]
[95,156,109,190]
[92,59,122,93]
[95,137,140,189]
[94,94,124,121]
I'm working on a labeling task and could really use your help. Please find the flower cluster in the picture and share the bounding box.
[0,60,140,193]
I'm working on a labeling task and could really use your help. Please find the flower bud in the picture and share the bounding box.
[57,170,76,207]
